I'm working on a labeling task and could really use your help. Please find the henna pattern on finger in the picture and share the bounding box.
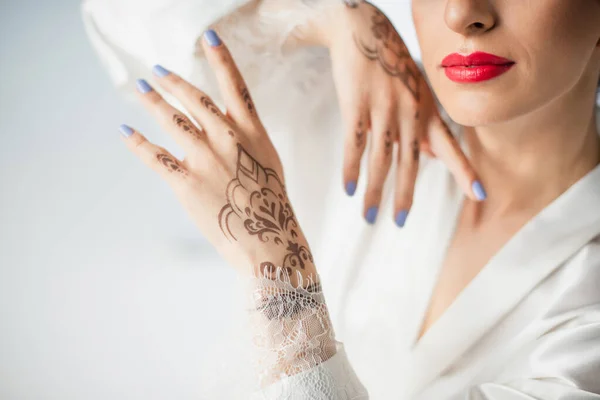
[217,144,314,278]
[157,153,189,176]
[384,130,393,156]
[200,96,222,116]
[173,114,203,140]
[353,9,421,102]
[411,139,420,161]
[355,120,366,148]
[240,86,256,116]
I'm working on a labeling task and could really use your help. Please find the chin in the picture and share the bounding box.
[438,91,522,127]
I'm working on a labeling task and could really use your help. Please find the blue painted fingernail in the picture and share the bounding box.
[136,79,152,94]
[366,206,379,225]
[119,124,134,138]
[204,29,222,47]
[395,210,409,228]
[345,181,357,196]
[152,64,170,77]
[472,180,487,201]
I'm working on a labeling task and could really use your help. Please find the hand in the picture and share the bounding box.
[292,0,486,227]
[119,30,316,286]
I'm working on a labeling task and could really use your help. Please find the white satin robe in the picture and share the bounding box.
[82,0,600,398]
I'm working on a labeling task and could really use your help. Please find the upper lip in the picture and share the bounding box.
[441,51,514,67]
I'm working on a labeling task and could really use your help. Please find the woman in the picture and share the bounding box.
[84,0,600,398]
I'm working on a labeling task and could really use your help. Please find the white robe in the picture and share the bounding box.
[82,0,600,398]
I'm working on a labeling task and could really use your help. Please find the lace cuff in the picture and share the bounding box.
[239,266,369,399]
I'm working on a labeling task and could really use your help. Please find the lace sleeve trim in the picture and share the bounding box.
[239,265,368,398]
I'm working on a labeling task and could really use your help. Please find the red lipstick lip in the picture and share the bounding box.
[441,51,515,83]
[441,51,514,67]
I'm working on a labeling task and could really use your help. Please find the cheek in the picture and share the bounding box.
[506,1,598,108]
[411,0,599,125]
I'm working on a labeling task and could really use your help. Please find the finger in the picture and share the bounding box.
[428,116,486,201]
[200,29,262,135]
[363,107,396,225]
[342,111,370,198]
[393,96,422,228]
[134,78,210,157]
[118,124,191,188]
[414,108,436,158]
[149,66,240,157]
[328,46,372,198]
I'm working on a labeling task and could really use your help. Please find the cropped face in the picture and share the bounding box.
[412,0,600,127]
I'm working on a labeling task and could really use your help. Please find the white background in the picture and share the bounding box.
[0,1,417,398]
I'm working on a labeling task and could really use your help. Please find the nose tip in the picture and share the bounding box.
[444,0,496,36]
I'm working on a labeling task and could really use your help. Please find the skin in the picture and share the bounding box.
[119,1,600,347]
[412,0,600,338]
[120,34,318,290]
[121,36,335,385]
[288,1,485,226]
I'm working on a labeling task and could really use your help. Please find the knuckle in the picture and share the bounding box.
[166,73,184,86]
[349,126,368,151]
[131,136,147,151]
[154,146,170,160]
[146,91,163,106]
[380,129,396,156]
[365,186,383,204]
[154,149,185,174]
[171,113,199,135]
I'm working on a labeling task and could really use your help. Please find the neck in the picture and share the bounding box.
[462,81,600,221]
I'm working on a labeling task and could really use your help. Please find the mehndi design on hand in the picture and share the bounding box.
[122,31,322,292]
[157,153,189,176]
[218,143,315,278]
[351,6,421,102]
[173,113,204,141]
[240,86,256,116]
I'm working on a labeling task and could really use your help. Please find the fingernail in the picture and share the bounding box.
[472,180,487,201]
[345,181,357,196]
[152,64,170,77]
[204,29,222,47]
[136,79,152,94]
[395,210,409,228]
[366,206,379,224]
[119,124,134,138]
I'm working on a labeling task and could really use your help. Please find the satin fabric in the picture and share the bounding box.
[82,0,600,398]
[316,132,600,399]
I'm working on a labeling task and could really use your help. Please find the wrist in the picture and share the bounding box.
[285,1,347,49]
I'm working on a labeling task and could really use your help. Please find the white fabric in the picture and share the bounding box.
[241,266,368,399]
[82,0,600,398]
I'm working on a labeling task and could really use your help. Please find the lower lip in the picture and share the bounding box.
[443,64,514,83]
